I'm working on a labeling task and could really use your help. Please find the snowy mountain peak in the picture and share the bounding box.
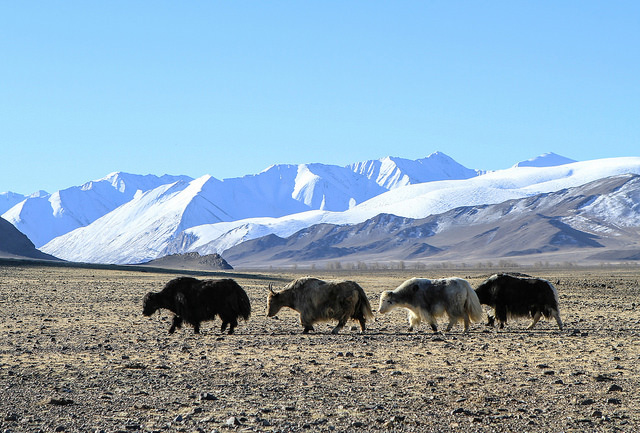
[514,152,577,168]
[0,191,27,214]
[96,172,194,194]
[2,172,197,248]
[348,151,479,189]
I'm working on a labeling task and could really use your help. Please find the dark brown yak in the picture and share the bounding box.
[142,277,251,334]
[475,273,563,330]
[267,277,374,334]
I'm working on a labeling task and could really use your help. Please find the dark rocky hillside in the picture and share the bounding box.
[141,252,233,270]
[0,217,60,261]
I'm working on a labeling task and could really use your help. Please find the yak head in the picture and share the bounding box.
[266,284,284,317]
[378,291,395,314]
[142,292,160,316]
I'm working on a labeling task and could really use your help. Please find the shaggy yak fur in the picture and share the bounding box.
[378,277,483,332]
[142,277,251,334]
[267,277,374,334]
[475,273,563,330]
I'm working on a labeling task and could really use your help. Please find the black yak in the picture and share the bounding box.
[266,277,374,334]
[378,277,483,332]
[475,273,563,330]
[142,277,251,335]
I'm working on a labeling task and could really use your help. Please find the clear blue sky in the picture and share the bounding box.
[2,1,638,194]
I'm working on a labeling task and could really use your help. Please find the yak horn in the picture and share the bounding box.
[268,283,275,294]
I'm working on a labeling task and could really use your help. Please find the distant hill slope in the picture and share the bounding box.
[223,174,640,267]
[0,217,60,261]
[140,252,232,271]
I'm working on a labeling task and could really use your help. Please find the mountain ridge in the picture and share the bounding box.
[223,174,640,267]
[4,151,639,266]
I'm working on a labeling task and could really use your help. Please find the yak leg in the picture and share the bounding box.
[407,311,421,332]
[357,317,366,333]
[552,310,563,331]
[302,325,314,334]
[193,322,201,334]
[462,314,471,332]
[169,316,183,334]
[445,319,455,332]
[220,322,228,333]
[331,319,347,334]
[426,315,438,333]
[227,318,238,335]
[495,305,508,330]
[527,311,542,330]
[486,314,496,327]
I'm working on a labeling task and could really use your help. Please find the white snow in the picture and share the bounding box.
[2,172,192,247]
[513,152,577,168]
[38,155,640,264]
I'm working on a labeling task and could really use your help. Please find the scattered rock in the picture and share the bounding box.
[44,397,74,406]
[225,416,241,426]
[594,374,614,382]
[200,392,218,401]
[607,384,623,392]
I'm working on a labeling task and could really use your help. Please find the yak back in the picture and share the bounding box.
[391,277,464,306]
[161,276,251,321]
[282,277,373,320]
[475,273,558,316]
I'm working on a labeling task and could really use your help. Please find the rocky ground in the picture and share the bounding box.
[1,263,639,432]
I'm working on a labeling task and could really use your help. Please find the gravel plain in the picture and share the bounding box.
[1,262,639,432]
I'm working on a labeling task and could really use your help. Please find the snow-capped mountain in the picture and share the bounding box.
[513,152,577,168]
[348,151,481,189]
[39,165,381,264]
[176,156,640,260]
[223,174,640,267]
[39,155,640,265]
[0,191,27,215]
[9,153,470,255]
[2,172,192,247]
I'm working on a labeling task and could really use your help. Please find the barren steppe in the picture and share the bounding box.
[1,262,639,432]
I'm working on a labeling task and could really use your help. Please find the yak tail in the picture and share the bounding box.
[354,284,375,321]
[464,283,484,323]
[229,282,251,321]
[238,288,252,321]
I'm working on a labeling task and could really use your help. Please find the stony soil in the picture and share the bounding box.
[1,263,639,432]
